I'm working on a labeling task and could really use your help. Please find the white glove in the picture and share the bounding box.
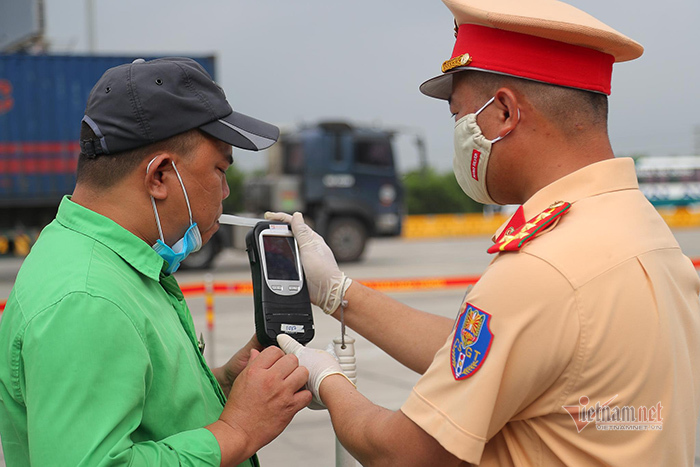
[277,334,354,409]
[264,211,352,314]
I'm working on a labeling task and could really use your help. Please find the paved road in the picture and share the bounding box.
[1,230,700,466]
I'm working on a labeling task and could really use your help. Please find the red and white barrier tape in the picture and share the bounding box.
[2,259,700,314]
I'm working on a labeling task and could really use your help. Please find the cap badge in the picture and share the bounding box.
[442,53,472,73]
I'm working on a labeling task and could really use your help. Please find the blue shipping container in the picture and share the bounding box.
[0,54,216,207]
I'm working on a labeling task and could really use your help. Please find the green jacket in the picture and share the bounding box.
[0,196,258,467]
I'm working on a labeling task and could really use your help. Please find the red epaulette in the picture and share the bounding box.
[487,201,571,254]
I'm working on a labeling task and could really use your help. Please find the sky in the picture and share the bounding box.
[37,0,700,173]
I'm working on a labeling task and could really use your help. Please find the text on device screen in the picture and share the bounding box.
[263,236,300,281]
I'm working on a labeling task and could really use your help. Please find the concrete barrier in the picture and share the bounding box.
[401,207,700,239]
[402,213,509,239]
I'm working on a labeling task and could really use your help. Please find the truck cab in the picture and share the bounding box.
[245,121,404,262]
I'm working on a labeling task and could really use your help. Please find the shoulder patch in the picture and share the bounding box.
[451,303,493,380]
[487,201,571,254]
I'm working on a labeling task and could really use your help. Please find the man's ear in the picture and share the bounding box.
[144,153,173,200]
[493,87,521,139]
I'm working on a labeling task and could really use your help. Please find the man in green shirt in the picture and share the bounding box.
[0,57,311,466]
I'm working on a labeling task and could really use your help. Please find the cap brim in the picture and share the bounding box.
[199,111,280,151]
[420,67,475,100]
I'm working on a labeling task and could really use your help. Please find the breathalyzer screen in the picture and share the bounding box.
[263,236,300,281]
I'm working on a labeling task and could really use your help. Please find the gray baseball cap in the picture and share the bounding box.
[80,57,279,156]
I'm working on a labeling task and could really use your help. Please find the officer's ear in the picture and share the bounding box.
[492,88,521,139]
[144,153,175,200]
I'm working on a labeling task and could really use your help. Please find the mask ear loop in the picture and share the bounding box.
[147,156,165,243]
[476,94,521,144]
[491,108,521,143]
[170,162,194,226]
[475,97,509,143]
[475,97,496,116]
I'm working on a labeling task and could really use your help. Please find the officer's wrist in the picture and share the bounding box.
[319,372,357,407]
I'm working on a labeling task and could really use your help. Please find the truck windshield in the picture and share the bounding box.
[283,142,304,174]
[354,140,393,168]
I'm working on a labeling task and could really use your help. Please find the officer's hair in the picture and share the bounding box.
[76,125,203,189]
[456,71,609,133]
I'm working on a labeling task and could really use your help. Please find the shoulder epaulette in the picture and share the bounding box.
[487,201,571,254]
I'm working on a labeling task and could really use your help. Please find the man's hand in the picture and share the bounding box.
[264,211,352,314]
[276,334,354,407]
[212,335,263,395]
[208,345,311,465]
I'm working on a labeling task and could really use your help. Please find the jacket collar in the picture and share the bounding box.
[56,196,165,281]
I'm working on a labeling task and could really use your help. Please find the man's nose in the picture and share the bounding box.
[222,178,230,200]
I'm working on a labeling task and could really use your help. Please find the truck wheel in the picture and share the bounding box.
[181,239,218,270]
[327,217,367,263]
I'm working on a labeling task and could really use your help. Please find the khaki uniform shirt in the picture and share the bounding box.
[402,158,700,466]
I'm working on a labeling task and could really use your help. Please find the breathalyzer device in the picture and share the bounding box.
[245,221,314,347]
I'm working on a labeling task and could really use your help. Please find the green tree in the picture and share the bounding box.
[222,165,246,213]
[403,169,483,214]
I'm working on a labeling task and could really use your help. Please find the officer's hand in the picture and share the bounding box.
[265,211,352,314]
[218,345,311,451]
[277,334,354,409]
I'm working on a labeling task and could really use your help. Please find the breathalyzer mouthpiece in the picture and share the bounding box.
[218,214,267,227]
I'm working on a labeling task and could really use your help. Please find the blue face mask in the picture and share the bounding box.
[148,158,202,274]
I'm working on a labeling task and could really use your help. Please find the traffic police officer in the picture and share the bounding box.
[270,0,700,465]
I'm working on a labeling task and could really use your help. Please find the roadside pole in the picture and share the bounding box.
[334,335,357,467]
[204,274,215,364]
